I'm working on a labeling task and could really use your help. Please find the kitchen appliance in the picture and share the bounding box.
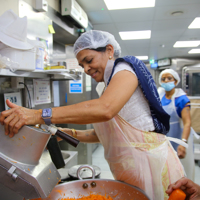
[182,64,200,96]
[61,0,88,29]
[35,165,150,200]
[0,123,79,199]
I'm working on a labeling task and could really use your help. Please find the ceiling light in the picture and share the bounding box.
[173,41,200,48]
[104,0,155,10]
[188,49,200,54]
[171,11,183,16]
[188,17,200,29]
[135,56,148,60]
[119,30,151,40]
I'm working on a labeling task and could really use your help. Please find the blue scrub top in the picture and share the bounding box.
[161,94,190,118]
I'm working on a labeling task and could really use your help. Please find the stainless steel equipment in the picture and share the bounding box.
[0,124,61,199]
[38,165,150,200]
[41,124,79,147]
[182,63,200,96]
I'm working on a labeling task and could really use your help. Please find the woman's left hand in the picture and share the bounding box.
[177,145,186,159]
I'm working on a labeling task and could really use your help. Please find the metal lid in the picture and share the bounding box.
[68,165,101,179]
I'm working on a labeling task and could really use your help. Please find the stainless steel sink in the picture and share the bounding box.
[61,151,70,159]
[61,150,78,169]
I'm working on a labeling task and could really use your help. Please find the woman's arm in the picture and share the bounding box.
[181,103,191,140]
[51,70,138,124]
[177,103,191,159]
[0,70,138,136]
[58,128,100,143]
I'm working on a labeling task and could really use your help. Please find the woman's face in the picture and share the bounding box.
[161,73,177,84]
[76,46,112,82]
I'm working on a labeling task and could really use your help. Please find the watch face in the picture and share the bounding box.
[42,108,52,117]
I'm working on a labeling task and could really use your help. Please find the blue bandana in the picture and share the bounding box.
[107,56,170,135]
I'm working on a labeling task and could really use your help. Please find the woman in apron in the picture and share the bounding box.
[0,30,185,200]
[158,69,195,181]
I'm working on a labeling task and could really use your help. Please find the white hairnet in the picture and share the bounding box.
[73,30,121,58]
[159,69,180,85]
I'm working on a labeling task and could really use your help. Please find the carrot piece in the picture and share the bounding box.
[168,189,186,200]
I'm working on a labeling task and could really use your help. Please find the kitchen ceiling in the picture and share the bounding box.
[76,0,200,62]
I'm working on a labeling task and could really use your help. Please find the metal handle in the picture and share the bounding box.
[77,165,96,180]
[41,124,80,148]
[55,129,80,148]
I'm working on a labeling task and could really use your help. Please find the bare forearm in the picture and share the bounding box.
[181,124,191,140]
[181,106,191,141]
[37,99,113,125]
[59,128,100,143]
[178,106,191,158]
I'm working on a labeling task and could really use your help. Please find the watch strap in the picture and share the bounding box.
[44,118,51,125]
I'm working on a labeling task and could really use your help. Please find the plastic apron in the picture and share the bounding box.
[93,115,185,200]
[162,93,195,181]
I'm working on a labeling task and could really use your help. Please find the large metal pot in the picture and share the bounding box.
[39,165,150,200]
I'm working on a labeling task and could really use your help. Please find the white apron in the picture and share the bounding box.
[93,115,185,200]
[160,88,196,181]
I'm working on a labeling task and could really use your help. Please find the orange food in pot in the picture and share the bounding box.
[63,194,113,200]
[31,194,113,200]
[168,189,186,200]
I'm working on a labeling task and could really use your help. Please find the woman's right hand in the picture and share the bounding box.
[166,177,200,200]
[177,145,186,159]
[0,99,42,137]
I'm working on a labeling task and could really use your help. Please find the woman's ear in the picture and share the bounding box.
[174,79,178,85]
[106,44,114,58]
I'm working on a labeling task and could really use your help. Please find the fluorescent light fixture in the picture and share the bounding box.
[188,49,200,54]
[104,0,155,10]
[119,30,151,40]
[173,41,200,48]
[188,17,200,29]
[135,56,148,60]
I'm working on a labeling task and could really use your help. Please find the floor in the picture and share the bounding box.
[92,144,200,184]
[92,144,114,179]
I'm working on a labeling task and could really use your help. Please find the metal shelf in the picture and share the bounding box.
[0,69,81,80]
[0,69,49,78]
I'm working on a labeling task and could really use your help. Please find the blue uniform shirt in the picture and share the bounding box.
[161,94,190,118]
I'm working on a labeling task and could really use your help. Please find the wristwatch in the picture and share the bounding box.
[41,108,52,125]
